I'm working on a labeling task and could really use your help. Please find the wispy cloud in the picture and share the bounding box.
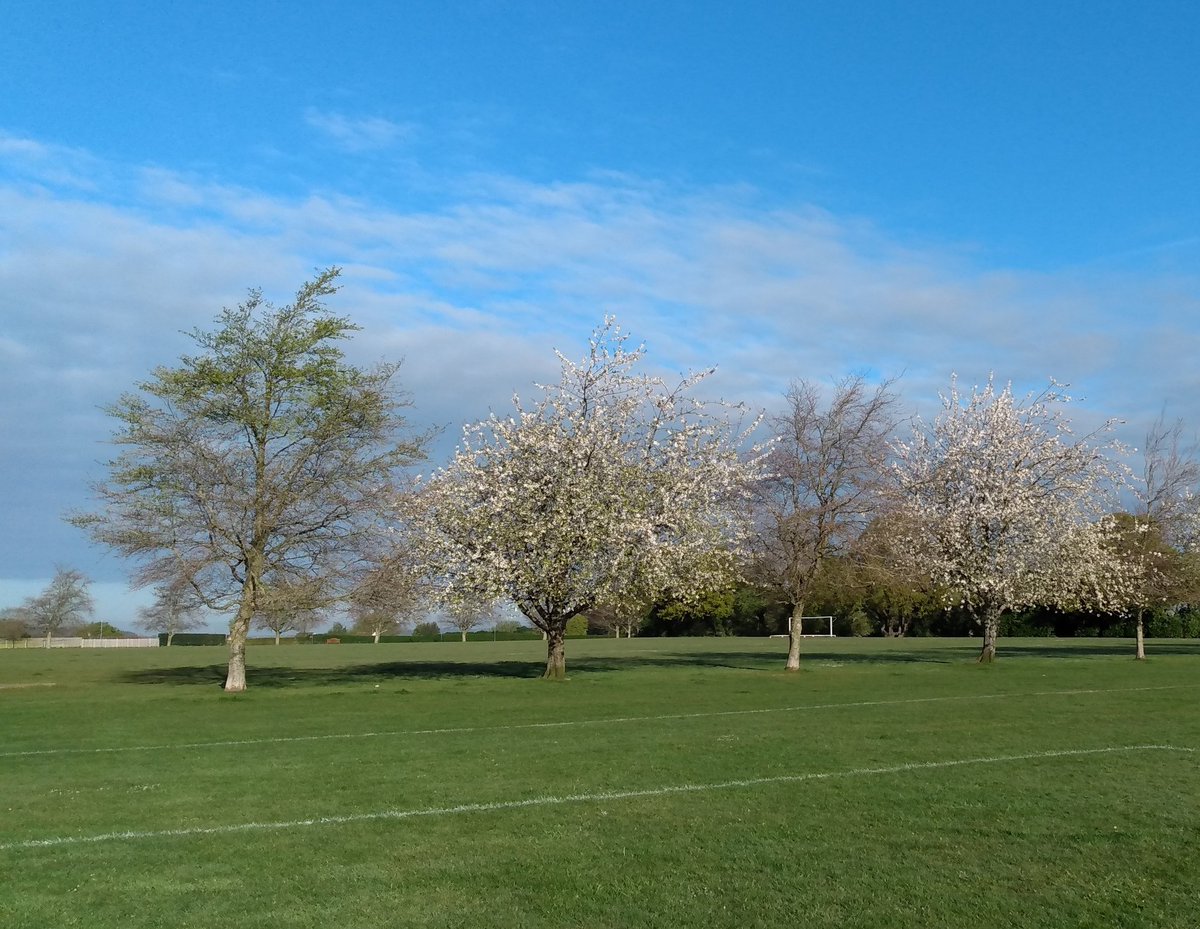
[303,110,413,153]
[0,131,107,191]
[1,133,1197,590]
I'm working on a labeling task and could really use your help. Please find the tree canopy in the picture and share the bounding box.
[73,269,429,690]
[890,376,1130,661]
[413,318,763,678]
[749,374,901,669]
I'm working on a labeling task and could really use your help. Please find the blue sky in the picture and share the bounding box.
[2,1,1198,628]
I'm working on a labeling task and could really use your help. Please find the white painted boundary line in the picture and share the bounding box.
[2,744,1193,853]
[5,682,1198,760]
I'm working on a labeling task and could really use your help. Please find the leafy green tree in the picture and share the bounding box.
[654,588,737,635]
[72,269,429,691]
[0,606,32,642]
[77,622,131,639]
[729,583,792,636]
[844,512,944,637]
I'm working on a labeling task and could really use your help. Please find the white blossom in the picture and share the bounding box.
[890,375,1132,661]
[412,318,764,678]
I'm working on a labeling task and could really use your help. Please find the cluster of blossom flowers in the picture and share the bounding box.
[412,318,766,657]
[889,375,1135,634]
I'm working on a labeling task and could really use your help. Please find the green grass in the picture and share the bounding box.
[2,636,1198,928]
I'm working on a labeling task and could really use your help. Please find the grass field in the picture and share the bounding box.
[2,636,1198,928]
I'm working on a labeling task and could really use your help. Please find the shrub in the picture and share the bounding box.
[1000,613,1055,637]
[846,609,873,637]
[1147,612,1184,638]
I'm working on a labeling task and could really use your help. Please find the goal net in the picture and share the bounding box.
[798,616,835,637]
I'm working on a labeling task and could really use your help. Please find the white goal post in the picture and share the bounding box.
[769,616,836,638]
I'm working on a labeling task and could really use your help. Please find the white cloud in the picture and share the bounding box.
[303,110,413,153]
[1,133,1197,598]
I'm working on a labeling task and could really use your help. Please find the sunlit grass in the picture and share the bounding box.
[2,637,1198,928]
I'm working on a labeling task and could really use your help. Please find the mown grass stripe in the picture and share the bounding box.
[2,744,1192,852]
[3,682,1195,760]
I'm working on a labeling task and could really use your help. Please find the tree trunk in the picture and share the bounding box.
[224,596,255,693]
[786,602,805,671]
[978,610,1000,663]
[373,631,381,644]
[461,630,467,642]
[543,624,567,680]
[1135,609,1146,661]
[274,630,281,645]
[167,631,174,646]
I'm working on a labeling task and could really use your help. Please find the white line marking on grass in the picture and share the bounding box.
[4,683,1198,760]
[0,682,56,690]
[2,744,1193,853]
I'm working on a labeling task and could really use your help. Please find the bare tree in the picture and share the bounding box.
[1124,413,1200,658]
[587,595,651,638]
[444,598,496,642]
[24,567,94,644]
[71,269,430,691]
[255,577,324,645]
[347,555,422,643]
[749,375,901,670]
[137,579,205,645]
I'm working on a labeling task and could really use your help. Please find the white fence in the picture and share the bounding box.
[2,637,160,649]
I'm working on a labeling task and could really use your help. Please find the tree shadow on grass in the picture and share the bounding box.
[649,648,968,670]
[646,640,1200,667]
[118,639,1200,688]
[998,641,1200,659]
[118,645,982,688]
[123,655,764,687]
[120,660,548,688]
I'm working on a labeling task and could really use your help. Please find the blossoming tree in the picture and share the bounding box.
[891,376,1130,662]
[415,319,762,679]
